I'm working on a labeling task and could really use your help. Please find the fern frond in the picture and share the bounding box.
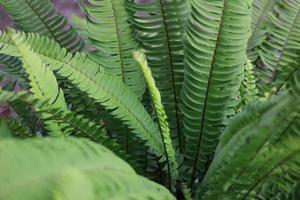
[216,99,277,155]
[126,0,188,153]
[257,161,300,200]
[0,138,175,200]
[7,29,68,137]
[197,72,300,199]
[134,50,179,189]
[0,0,84,53]
[0,30,172,181]
[0,89,131,161]
[255,0,300,94]
[80,0,148,168]
[247,0,278,61]
[81,0,145,98]
[180,0,252,185]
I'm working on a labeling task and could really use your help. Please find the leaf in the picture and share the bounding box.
[7,28,68,137]
[197,71,300,199]
[82,0,146,99]
[0,137,175,200]
[255,0,300,94]
[0,0,84,53]
[247,0,278,61]
[0,90,124,159]
[134,50,179,189]
[127,0,188,153]
[0,30,171,181]
[180,0,252,185]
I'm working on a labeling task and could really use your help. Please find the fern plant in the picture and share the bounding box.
[0,0,300,199]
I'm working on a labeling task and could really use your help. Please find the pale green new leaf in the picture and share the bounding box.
[134,50,179,189]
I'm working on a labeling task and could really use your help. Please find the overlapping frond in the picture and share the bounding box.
[216,99,277,155]
[255,0,300,94]
[180,0,252,185]
[126,0,188,153]
[0,30,173,182]
[0,138,175,200]
[81,0,145,98]
[257,162,300,200]
[197,72,300,199]
[0,0,84,52]
[7,29,68,137]
[0,90,125,158]
[247,0,278,61]
[81,0,147,168]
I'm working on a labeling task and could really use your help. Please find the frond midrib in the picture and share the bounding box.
[111,0,125,82]
[158,0,183,152]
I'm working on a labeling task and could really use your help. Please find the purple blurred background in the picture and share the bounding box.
[0,0,82,30]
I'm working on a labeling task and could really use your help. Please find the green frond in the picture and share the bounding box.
[180,0,252,185]
[255,0,300,94]
[257,162,300,200]
[0,90,126,159]
[216,98,277,155]
[126,0,188,153]
[0,30,172,181]
[197,72,300,199]
[202,140,300,200]
[80,0,147,168]
[134,50,179,189]
[81,0,145,98]
[0,138,175,200]
[247,0,278,61]
[6,29,68,137]
[0,0,84,53]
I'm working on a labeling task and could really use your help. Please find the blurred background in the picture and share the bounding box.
[0,0,82,30]
[0,0,150,30]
